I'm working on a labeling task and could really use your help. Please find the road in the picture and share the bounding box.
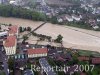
[0,50,9,75]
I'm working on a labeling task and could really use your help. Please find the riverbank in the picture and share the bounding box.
[0,17,100,52]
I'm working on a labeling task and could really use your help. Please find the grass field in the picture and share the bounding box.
[78,50,100,57]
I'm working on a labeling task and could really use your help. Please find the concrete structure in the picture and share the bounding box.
[28,48,48,58]
[3,36,17,55]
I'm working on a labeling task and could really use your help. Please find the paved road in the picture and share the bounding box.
[0,51,9,75]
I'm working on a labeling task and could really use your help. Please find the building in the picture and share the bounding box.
[64,14,73,22]
[92,58,100,64]
[57,17,63,23]
[8,25,18,37]
[72,14,81,21]
[3,36,17,55]
[27,48,48,58]
[78,56,90,61]
[0,31,8,37]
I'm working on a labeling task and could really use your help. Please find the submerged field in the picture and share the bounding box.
[0,17,100,52]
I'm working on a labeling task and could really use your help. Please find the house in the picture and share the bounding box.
[64,14,73,22]
[97,18,100,22]
[72,14,81,21]
[8,25,18,37]
[88,19,99,29]
[3,36,17,55]
[0,31,8,37]
[91,58,100,64]
[78,56,90,61]
[27,48,48,58]
[57,17,63,23]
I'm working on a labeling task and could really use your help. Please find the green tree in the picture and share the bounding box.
[55,34,63,43]
[27,27,32,31]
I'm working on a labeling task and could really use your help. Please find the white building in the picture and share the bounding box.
[72,14,81,21]
[65,15,73,22]
[97,19,100,22]
[0,31,8,37]
[57,17,63,23]
[28,48,48,58]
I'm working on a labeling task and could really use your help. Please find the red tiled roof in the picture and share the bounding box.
[8,25,18,34]
[4,36,16,47]
[78,56,89,61]
[27,48,48,55]
[92,58,100,64]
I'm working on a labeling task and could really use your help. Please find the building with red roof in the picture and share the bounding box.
[8,25,18,36]
[78,56,90,61]
[27,48,48,58]
[92,58,100,64]
[3,36,17,55]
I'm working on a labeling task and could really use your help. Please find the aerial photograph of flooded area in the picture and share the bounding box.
[0,0,100,75]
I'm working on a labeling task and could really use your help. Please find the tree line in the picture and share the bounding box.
[0,4,46,21]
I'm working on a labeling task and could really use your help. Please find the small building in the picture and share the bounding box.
[57,17,63,23]
[0,31,8,37]
[97,19,100,22]
[27,48,48,58]
[64,14,73,22]
[78,56,90,61]
[3,36,17,55]
[72,14,81,21]
[91,58,100,64]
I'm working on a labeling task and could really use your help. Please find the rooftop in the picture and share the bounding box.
[4,36,16,47]
[27,48,48,55]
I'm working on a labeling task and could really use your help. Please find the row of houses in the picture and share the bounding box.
[57,14,82,23]
[78,56,100,64]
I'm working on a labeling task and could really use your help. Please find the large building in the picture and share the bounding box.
[3,25,18,55]
[27,48,48,58]
[3,36,17,55]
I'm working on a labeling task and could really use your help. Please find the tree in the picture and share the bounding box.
[55,34,63,43]
[19,27,23,33]
[8,57,14,70]
[51,16,58,24]
[22,35,29,41]
[27,27,31,31]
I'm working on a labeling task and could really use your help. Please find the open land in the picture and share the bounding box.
[0,17,100,52]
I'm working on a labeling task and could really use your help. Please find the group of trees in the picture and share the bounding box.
[55,35,63,43]
[19,26,32,33]
[0,4,46,21]
[32,32,52,42]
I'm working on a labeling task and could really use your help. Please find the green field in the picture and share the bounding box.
[78,50,100,57]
